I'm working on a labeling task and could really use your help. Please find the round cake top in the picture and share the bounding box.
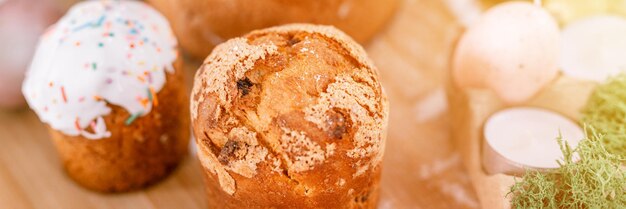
[22,0,178,139]
[191,24,388,195]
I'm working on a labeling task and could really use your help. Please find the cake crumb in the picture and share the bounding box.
[280,127,325,172]
[337,178,346,186]
[326,143,336,157]
[223,127,268,178]
[353,162,369,178]
[268,155,283,173]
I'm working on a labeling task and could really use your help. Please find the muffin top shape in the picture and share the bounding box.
[191,24,389,195]
[23,0,178,139]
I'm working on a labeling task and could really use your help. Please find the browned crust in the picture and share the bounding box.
[191,24,389,208]
[201,157,381,209]
[146,0,399,59]
[49,59,190,193]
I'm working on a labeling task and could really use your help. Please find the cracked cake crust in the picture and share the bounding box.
[191,24,389,208]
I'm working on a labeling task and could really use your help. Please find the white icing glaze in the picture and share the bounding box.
[22,0,178,139]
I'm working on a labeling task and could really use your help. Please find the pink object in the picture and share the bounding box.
[0,0,60,108]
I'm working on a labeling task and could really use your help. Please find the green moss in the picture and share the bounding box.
[582,74,626,158]
[508,128,626,209]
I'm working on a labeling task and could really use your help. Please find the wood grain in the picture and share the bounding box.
[0,0,480,208]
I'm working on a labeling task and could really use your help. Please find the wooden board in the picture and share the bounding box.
[0,0,481,208]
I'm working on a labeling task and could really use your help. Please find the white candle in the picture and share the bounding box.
[482,107,584,175]
[560,15,626,82]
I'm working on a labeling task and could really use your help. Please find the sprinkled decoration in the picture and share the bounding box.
[22,0,178,140]
[125,111,143,126]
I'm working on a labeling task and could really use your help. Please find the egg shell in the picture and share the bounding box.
[453,1,560,104]
[0,0,60,108]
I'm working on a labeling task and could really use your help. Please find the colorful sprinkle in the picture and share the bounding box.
[60,86,68,103]
[74,118,81,132]
[90,121,97,130]
[147,88,153,101]
[149,87,158,107]
[72,14,106,32]
[125,112,143,125]
[139,98,149,108]
[144,71,152,83]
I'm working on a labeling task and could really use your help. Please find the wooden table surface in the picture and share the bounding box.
[0,0,482,208]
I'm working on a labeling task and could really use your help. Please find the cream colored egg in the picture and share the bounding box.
[453,1,560,104]
[0,0,60,108]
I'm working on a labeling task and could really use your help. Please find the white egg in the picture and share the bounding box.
[560,15,626,82]
[453,1,560,104]
[0,0,60,108]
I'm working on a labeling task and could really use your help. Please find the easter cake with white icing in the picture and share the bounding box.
[22,0,189,192]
